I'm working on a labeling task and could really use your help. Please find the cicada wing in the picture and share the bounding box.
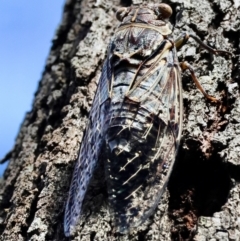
[64,58,111,237]
[132,65,182,227]
[105,48,183,233]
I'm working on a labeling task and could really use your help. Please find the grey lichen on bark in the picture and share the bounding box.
[0,0,239,240]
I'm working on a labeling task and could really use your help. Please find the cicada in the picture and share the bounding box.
[64,3,230,236]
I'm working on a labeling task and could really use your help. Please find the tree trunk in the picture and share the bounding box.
[0,0,239,240]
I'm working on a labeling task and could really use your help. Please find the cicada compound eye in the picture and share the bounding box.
[157,3,172,19]
[116,7,129,21]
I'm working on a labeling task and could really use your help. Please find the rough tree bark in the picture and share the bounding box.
[0,0,239,240]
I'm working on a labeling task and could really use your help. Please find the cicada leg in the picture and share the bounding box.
[174,32,232,56]
[174,32,231,103]
[180,61,219,103]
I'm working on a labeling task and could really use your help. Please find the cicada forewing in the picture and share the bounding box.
[64,57,112,236]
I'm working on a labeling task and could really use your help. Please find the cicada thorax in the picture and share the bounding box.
[103,5,181,232]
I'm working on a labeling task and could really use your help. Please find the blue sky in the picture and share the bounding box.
[0,0,65,176]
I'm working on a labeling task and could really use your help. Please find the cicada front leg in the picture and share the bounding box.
[179,61,219,103]
[175,32,232,56]
[175,32,231,103]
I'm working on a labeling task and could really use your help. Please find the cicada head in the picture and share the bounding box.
[153,3,173,20]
